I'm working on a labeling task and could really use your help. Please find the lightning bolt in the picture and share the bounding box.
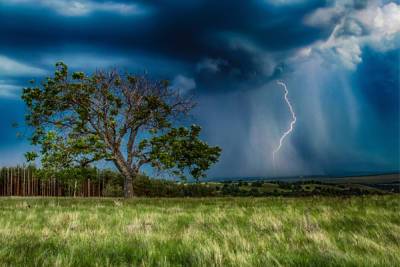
[272,80,297,166]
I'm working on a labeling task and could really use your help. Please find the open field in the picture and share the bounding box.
[321,173,400,184]
[0,196,399,266]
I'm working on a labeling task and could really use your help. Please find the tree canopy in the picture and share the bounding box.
[22,62,221,197]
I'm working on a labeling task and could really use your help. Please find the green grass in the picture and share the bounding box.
[0,196,399,266]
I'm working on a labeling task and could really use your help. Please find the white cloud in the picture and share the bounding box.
[0,55,45,76]
[171,75,196,94]
[304,6,344,27]
[1,0,143,16]
[355,2,400,35]
[302,1,400,70]
[355,2,400,51]
[0,56,44,98]
[196,58,227,73]
[333,37,362,69]
[0,83,21,98]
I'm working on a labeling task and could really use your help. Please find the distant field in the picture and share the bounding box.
[0,196,399,266]
[323,173,400,184]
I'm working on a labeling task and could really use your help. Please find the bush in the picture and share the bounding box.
[103,183,123,197]
[251,181,263,187]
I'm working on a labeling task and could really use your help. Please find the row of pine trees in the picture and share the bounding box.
[0,166,112,197]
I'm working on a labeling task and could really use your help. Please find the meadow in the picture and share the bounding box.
[0,195,399,267]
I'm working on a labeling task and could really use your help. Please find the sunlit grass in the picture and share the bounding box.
[0,196,399,266]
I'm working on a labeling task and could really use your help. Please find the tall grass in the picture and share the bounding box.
[0,196,398,266]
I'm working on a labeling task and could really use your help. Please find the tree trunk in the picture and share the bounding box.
[73,180,77,198]
[124,175,134,198]
[113,156,136,198]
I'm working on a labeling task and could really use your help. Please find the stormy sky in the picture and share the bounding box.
[0,0,399,177]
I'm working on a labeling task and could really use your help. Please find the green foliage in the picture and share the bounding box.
[100,169,124,197]
[103,183,124,197]
[140,125,221,180]
[24,151,38,162]
[22,63,110,169]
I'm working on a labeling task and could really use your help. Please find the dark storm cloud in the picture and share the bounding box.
[0,1,324,53]
[0,0,328,90]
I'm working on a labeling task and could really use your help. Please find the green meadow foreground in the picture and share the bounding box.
[0,196,399,266]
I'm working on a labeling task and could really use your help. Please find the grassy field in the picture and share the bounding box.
[0,196,399,266]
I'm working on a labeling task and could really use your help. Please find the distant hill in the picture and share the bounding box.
[323,173,399,184]
[205,172,400,184]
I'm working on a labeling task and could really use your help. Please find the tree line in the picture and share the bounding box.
[0,166,392,198]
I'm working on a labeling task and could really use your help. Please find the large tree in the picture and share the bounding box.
[22,62,221,197]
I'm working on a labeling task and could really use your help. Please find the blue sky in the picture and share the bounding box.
[0,0,399,177]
